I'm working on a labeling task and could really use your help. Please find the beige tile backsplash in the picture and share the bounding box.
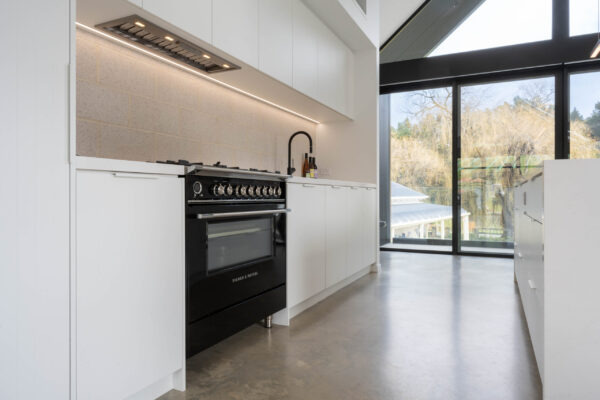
[76,29,317,171]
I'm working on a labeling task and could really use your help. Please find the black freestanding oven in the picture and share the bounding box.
[182,163,288,357]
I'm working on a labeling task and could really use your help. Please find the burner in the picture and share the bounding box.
[274,171,281,174]
[156,160,191,165]
[249,168,258,171]
[213,161,228,168]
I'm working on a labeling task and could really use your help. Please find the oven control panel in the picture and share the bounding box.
[186,175,285,201]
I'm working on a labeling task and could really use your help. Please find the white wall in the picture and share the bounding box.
[0,1,71,399]
[317,47,379,184]
[338,0,380,46]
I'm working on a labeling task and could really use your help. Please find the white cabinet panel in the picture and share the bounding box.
[76,170,184,400]
[292,0,319,100]
[325,186,349,287]
[128,0,143,7]
[362,187,377,266]
[259,0,292,85]
[143,0,212,44]
[346,186,364,275]
[287,183,326,307]
[317,24,350,114]
[213,0,259,68]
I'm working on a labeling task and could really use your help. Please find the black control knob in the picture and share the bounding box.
[248,186,255,197]
[268,186,274,196]
[240,185,248,197]
[192,181,202,196]
[262,186,269,196]
[226,184,233,196]
[275,187,282,197]
[255,186,262,197]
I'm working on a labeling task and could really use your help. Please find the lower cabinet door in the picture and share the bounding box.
[76,170,184,400]
[286,183,326,307]
[346,187,364,275]
[325,186,349,287]
[362,187,377,267]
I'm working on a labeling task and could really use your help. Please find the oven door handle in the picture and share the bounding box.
[196,209,291,219]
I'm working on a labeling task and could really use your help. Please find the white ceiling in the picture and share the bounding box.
[379,0,427,46]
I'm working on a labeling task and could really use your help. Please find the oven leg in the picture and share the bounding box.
[262,315,273,329]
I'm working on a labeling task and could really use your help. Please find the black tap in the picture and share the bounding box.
[287,131,313,175]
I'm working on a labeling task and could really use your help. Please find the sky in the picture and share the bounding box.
[429,0,598,56]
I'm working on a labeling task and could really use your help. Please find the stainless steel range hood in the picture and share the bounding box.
[95,15,240,74]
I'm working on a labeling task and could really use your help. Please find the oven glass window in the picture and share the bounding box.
[207,217,273,273]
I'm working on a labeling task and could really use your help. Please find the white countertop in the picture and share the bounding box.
[74,156,186,176]
[287,176,376,188]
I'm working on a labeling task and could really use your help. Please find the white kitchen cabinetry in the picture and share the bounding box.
[213,0,259,68]
[286,183,327,307]
[76,167,185,400]
[292,0,320,100]
[514,159,600,400]
[325,186,349,287]
[346,186,376,275]
[317,25,351,114]
[143,0,212,44]
[125,0,354,117]
[284,179,377,320]
[362,187,377,267]
[346,186,364,275]
[259,0,293,86]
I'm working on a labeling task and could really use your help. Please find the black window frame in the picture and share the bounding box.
[379,0,600,257]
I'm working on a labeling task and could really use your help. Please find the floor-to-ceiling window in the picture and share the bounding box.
[459,77,555,254]
[385,87,453,251]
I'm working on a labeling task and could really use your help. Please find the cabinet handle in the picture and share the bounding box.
[528,280,536,289]
[302,184,316,188]
[524,211,543,225]
[366,187,376,190]
[330,185,343,189]
[350,187,359,190]
[112,172,158,180]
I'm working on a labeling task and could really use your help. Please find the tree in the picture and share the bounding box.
[586,102,600,139]
[571,107,584,122]
[389,80,596,243]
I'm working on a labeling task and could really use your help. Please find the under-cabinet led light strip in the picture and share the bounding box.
[75,22,321,124]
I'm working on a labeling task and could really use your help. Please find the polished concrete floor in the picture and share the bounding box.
[160,252,542,400]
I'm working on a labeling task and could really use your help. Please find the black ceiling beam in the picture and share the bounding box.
[380,34,600,88]
[379,0,431,52]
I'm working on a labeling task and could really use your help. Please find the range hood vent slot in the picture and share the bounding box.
[95,15,240,74]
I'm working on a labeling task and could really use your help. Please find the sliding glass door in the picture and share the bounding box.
[385,87,453,251]
[569,70,600,159]
[458,76,555,254]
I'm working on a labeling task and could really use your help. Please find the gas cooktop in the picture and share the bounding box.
[156,160,290,180]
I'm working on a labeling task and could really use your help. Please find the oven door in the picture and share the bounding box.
[186,205,287,323]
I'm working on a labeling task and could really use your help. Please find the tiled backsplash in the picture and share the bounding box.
[76,29,317,171]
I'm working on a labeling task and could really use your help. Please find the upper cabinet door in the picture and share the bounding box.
[292,0,319,100]
[143,0,212,44]
[317,26,350,114]
[259,0,292,86]
[213,0,259,68]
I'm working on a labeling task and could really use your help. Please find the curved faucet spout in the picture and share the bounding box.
[287,131,313,176]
